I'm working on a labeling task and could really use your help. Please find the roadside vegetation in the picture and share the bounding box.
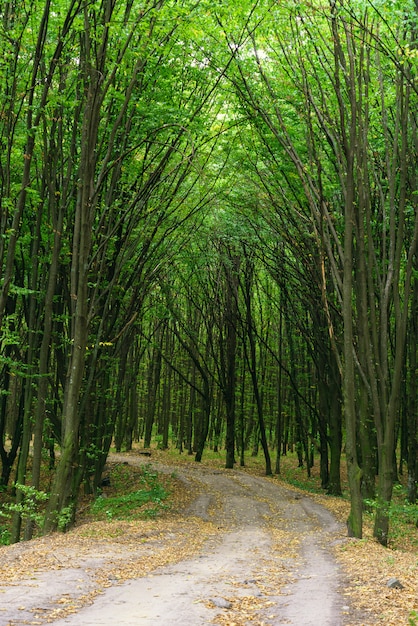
[2,444,417,554]
[0,455,174,544]
[1,444,418,624]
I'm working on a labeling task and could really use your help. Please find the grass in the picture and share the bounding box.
[141,443,418,552]
[274,451,418,551]
[0,460,171,544]
[1,441,417,552]
[89,463,168,521]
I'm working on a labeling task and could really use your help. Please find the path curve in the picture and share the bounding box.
[0,453,370,625]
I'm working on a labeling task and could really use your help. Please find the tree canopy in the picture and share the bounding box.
[0,0,417,546]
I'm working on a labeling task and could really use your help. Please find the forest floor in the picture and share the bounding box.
[0,449,417,625]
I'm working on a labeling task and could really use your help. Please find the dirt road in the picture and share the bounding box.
[0,454,371,625]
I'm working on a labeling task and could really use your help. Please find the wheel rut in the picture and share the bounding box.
[0,454,371,625]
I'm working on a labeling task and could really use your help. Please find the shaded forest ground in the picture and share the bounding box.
[140,448,418,624]
[0,447,417,625]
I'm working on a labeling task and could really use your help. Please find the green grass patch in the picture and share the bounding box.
[89,463,168,521]
[278,462,324,493]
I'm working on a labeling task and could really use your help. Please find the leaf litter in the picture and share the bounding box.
[1,449,418,625]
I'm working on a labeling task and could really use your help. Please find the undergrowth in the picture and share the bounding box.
[0,462,170,545]
[89,463,168,521]
[140,444,418,552]
[1,443,417,552]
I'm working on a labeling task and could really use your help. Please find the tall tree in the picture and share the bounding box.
[218,0,417,541]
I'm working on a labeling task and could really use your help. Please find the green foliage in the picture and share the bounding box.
[57,504,75,532]
[89,464,168,520]
[364,484,418,548]
[0,484,49,532]
[279,462,334,495]
[81,443,102,463]
[0,0,416,547]
[154,434,165,450]
[0,525,11,546]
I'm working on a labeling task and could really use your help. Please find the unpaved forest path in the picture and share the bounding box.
[0,453,372,626]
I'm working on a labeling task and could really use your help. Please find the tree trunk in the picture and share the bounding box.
[343,186,363,537]
[44,1,113,533]
[407,269,418,502]
[275,302,284,475]
[327,360,343,496]
[194,374,211,463]
[221,251,239,469]
[241,253,272,475]
[144,324,164,448]
[342,110,363,539]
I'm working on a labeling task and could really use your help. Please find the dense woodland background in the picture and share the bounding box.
[0,0,417,546]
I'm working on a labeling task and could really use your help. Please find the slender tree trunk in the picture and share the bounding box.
[26,200,64,539]
[221,251,239,469]
[327,380,342,496]
[241,254,272,475]
[194,374,211,463]
[44,2,113,533]
[407,269,418,503]
[330,7,363,538]
[317,374,330,490]
[12,191,46,541]
[343,208,363,537]
[239,350,247,467]
[343,123,363,537]
[275,306,284,474]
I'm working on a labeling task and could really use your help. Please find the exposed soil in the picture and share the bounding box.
[0,452,411,625]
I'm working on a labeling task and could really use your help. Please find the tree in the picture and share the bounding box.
[1,0,241,538]
[1,0,416,546]
[239,245,272,475]
[219,0,417,542]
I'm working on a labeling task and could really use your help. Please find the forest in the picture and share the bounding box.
[0,0,417,547]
